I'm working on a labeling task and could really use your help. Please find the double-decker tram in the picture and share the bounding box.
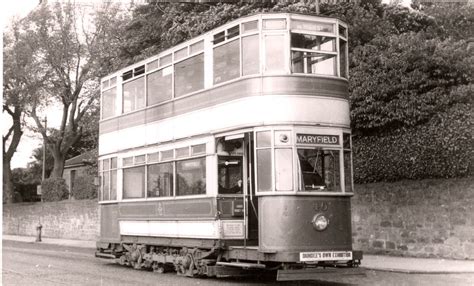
[96,12,363,281]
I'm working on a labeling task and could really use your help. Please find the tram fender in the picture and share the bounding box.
[277,267,366,281]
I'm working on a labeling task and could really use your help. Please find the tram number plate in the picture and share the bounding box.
[300,251,353,262]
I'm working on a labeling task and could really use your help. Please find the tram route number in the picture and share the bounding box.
[300,251,352,262]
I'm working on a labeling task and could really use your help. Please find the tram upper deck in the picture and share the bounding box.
[99,13,349,156]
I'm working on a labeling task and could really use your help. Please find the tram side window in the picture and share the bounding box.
[101,87,116,119]
[291,33,337,76]
[343,133,353,192]
[297,149,341,192]
[174,54,204,97]
[214,39,240,84]
[147,162,173,198]
[123,77,145,113]
[264,35,285,73]
[176,157,206,196]
[100,158,117,201]
[147,68,172,106]
[340,39,348,78]
[123,166,146,199]
[242,34,260,76]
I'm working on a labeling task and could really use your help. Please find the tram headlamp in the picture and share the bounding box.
[312,214,329,231]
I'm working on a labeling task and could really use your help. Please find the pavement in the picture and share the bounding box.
[3,234,474,274]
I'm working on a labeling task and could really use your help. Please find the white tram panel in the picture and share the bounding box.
[98,95,350,156]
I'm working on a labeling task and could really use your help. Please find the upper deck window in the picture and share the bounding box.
[159,54,172,67]
[101,87,116,119]
[174,54,204,97]
[123,77,145,113]
[147,68,172,105]
[242,20,258,33]
[242,34,260,76]
[214,39,240,84]
[291,33,336,52]
[264,34,286,73]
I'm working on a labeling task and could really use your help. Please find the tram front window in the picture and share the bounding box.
[298,149,341,192]
[218,156,243,194]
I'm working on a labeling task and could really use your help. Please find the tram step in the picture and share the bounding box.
[216,261,266,269]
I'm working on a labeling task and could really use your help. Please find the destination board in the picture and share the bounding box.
[296,134,339,145]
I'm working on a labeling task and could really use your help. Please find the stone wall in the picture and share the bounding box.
[3,199,99,241]
[3,178,473,259]
[352,177,474,259]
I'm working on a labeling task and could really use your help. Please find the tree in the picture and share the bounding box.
[21,2,127,178]
[3,19,45,204]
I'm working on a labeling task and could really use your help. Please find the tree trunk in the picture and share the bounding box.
[3,159,14,204]
[50,153,66,178]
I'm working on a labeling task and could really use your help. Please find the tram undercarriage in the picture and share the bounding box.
[95,242,364,281]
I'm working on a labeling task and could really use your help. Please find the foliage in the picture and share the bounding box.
[11,2,127,178]
[41,177,69,202]
[71,174,97,200]
[353,101,473,183]
[350,32,472,134]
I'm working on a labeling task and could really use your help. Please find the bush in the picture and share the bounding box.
[71,176,97,200]
[353,102,473,183]
[41,177,69,202]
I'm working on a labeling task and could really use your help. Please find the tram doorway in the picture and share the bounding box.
[216,133,258,243]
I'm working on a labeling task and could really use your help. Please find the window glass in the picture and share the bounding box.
[176,158,206,196]
[340,39,348,78]
[192,144,206,155]
[175,54,204,97]
[297,149,341,192]
[291,20,334,34]
[123,166,146,199]
[291,33,336,51]
[103,159,110,170]
[190,40,204,54]
[243,20,258,33]
[103,172,110,200]
[159,54,172,67]
[102,80,108,89]
[344,151,353,192]
[148,162,174,198]
[110,170,117,200]
[147,69,172,105]
[111,158,117,169]
[135,155,146,164]
[343,133,351,149]
[123,77,145,113]
[218,156,243,194]
[134,65,145,77]
[161,150,174,161]
[110,77,117,86]
[147,60,159,71]
[214,31,225,45]
[257,149,272,192]
[291,51,336,76]
[214,40,240,84]
[176,147,189,158]
[148,152,159,163]
[265,35,285,73]
[227,25,240,39]
[102,87,116,119]
[339,25,347,38]
[263,19,286,30]
[256,131,271,148]
[123,157,133,167]
[275,149,293,191]
[242,35,260,76]
[174,47,188,62]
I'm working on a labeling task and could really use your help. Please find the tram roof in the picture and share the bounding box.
[101,12,348,82]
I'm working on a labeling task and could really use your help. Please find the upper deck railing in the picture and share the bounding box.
[100,13,349,123]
